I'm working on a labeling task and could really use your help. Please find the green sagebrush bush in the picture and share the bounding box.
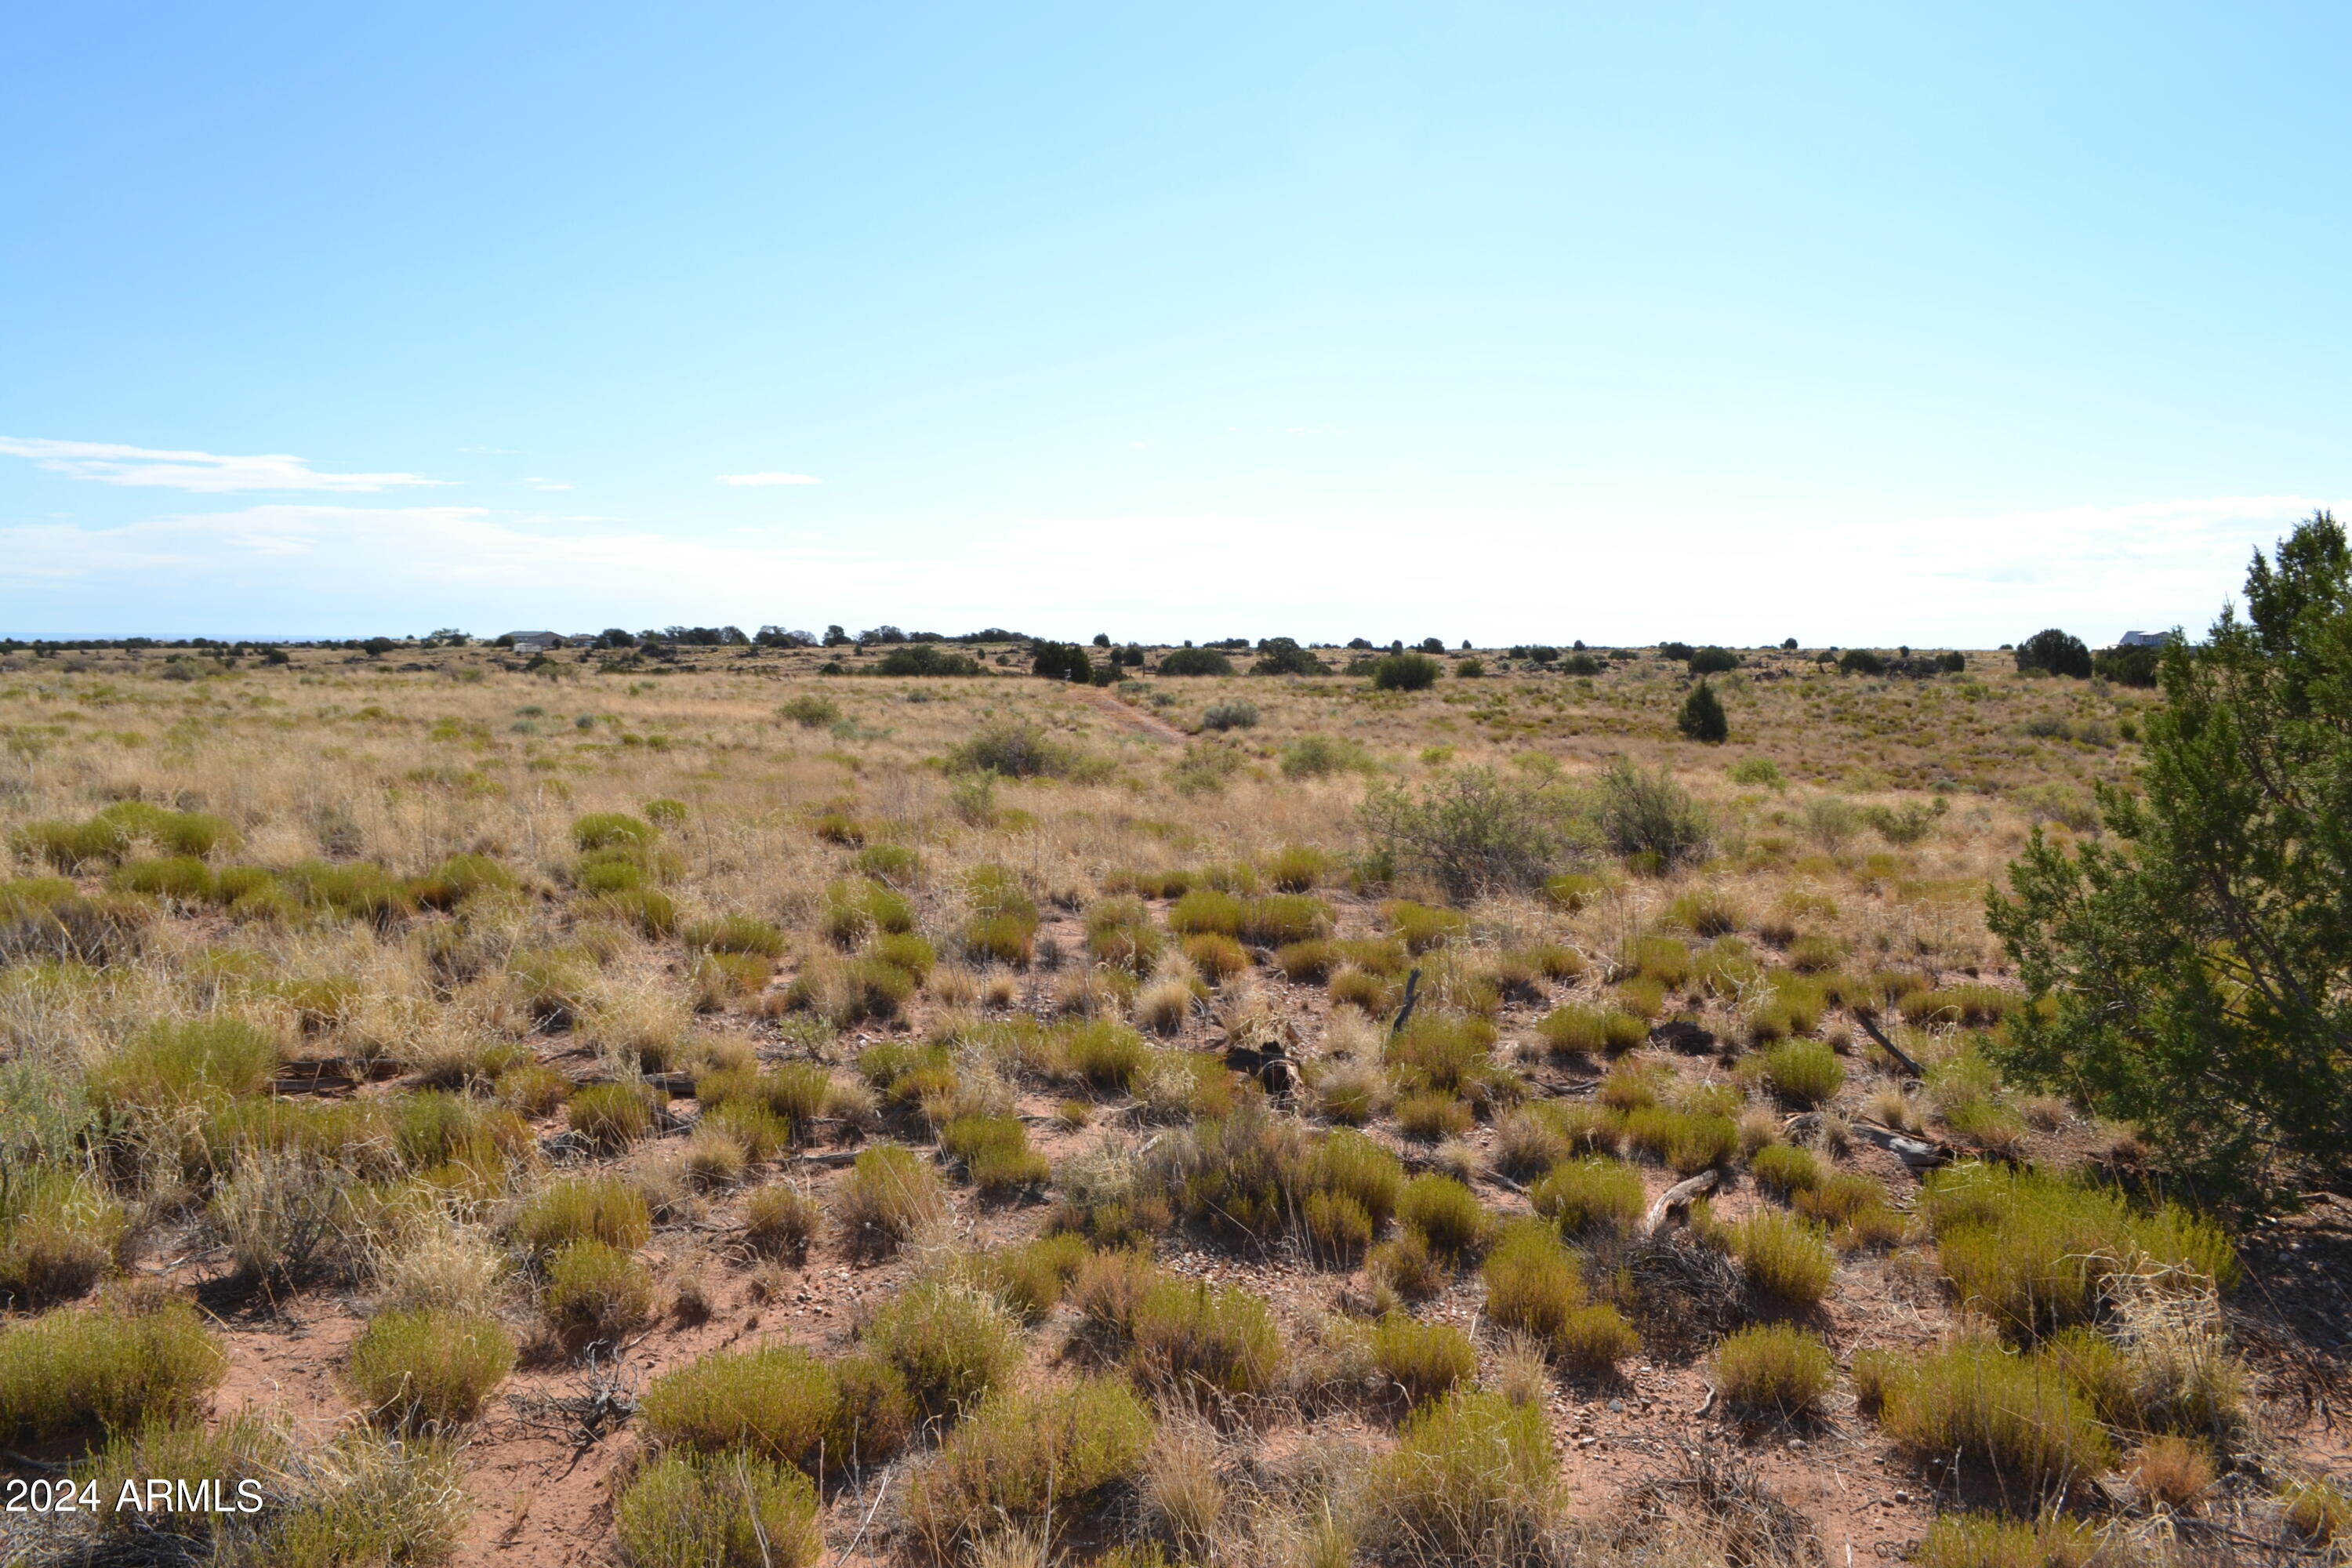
[1709,1323,1833,1418]
[1128,1276,1283,1394]
[1857,1338,2112,1498]
[1370,1312,1478,1406]
[641,1340,911,1477]
[1529,1157,1646,1238]
[1918,1161,2235,1339]
[1370,652,1442,691]
[859,1278,1022,1419]
[1280,733,1374,779]
[0,1291,226,1441]
[347,1308,514,1430]
[614,1447,822,1568]
[1367,1388,1560,1566]
[1360,768,1580,900]
[1592,758,1711,867]
[948,721,1075,778]
[903,1377,1155,1560]
[541,1240,655,1348]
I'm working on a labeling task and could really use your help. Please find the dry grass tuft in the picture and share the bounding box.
[1141,1414,1229,1555]
[840,1142,949,1254]
[742,1181,822,1259]
[2129,1434,2214,1512]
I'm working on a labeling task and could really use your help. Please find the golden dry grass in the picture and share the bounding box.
[0,640,2301,1566]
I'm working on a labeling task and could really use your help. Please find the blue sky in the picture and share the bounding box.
[3,3,2347,644]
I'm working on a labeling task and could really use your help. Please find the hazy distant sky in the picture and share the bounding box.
[4,4,2347,644]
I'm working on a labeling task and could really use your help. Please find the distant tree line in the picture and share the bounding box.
[0,630,2165,694]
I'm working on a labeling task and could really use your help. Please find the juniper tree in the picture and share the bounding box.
[1677,680,1729,743]
[1988,514,2352,1202]
[2015,627,2092,677]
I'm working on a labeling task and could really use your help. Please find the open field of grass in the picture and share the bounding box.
[0,635,2341,1568]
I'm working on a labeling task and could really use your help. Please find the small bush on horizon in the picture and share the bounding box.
[948,722,1074,779]
[1282,734,1376,779]
[1158,647,1236,675]
[1371,652,1442,691]
[1200,700,1259,731]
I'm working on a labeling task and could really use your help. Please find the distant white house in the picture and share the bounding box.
[506,630,563,652]
[2114,630,2172,648]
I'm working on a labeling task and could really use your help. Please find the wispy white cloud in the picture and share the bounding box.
[524,477,574,491]
[717,471,820,487]
[0,437,439,493]
[2,492,2335,644]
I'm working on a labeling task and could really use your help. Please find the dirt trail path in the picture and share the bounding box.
[1067,682,1189,742]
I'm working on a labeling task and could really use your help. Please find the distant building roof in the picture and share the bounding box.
[2115,630,2172,648]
